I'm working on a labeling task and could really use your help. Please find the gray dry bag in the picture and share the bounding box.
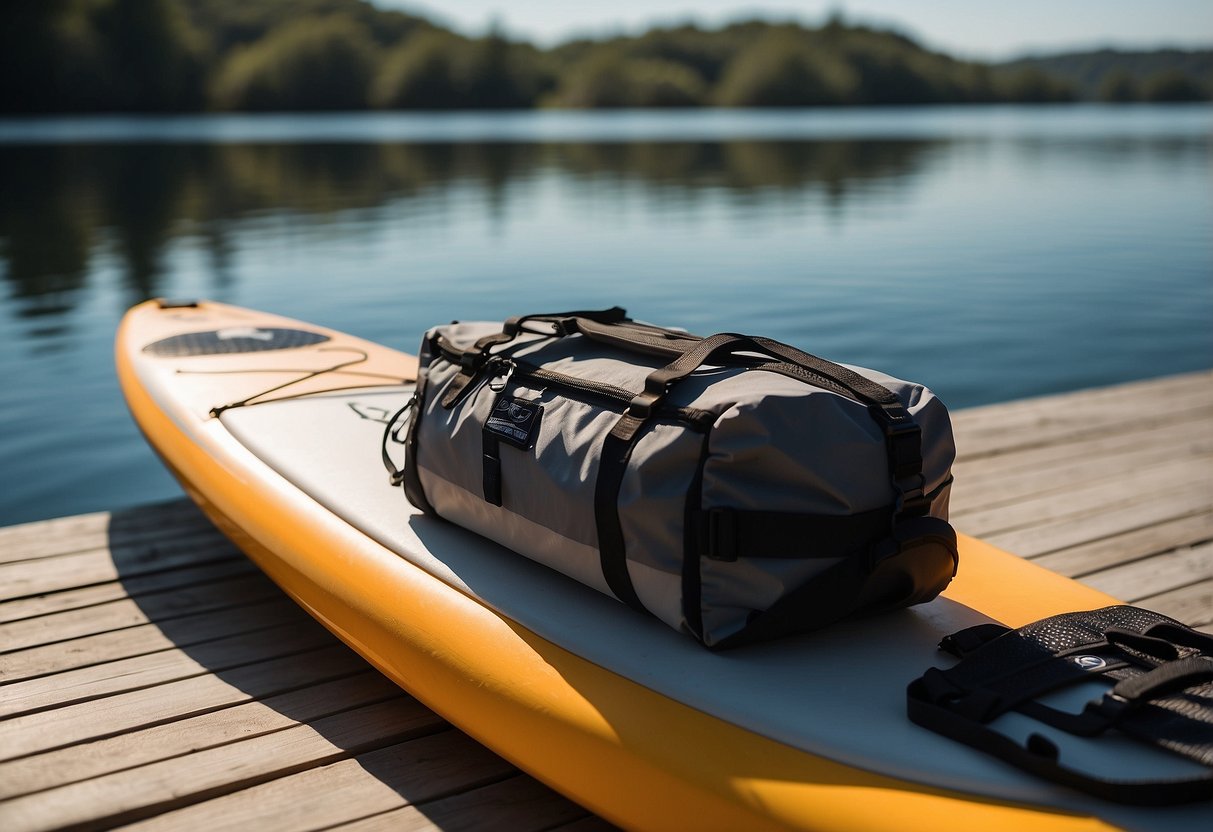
[393,308,959,648]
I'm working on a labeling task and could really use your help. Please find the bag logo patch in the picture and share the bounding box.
[486,395,543,449]
[1071,655,1107,670]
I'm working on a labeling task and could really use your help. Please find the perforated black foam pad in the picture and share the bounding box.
[143,327,330,357]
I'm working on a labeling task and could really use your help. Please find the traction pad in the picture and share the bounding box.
[908,605,1213,805]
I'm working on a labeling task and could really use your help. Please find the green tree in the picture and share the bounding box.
[93,0,207,110]
[1097,70,1139,102]
[1141,69,1207,101]
[550,50,706,108]
[451,32,542,109]
[996,67,1075,103]
[625,60,707,107]
[372,30,461,109]
[0,0,203,112]
[716,32,856,107]
[211,15,379,110]
[551,50,634,108]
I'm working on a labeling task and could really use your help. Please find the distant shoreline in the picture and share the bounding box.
[3,2,1208,116]
[2,104,1210,146]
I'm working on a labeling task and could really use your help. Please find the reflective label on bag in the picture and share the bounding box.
[486,394,544,449]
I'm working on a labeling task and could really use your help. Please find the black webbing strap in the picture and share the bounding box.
[711,515,957,649]
[690,506,893,562]
[593,422,648,613]
[593,334,748,609]
[592,330,926,610]
[710,545,876,649]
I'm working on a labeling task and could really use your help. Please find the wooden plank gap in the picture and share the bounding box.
[0,543,244,604]
[1,617,339,719]
[0,557,260,625]
[1078,541,1213,602]
[1032,512,1213,578]
[0,671,403,800]
[954,458,1213,539]
[1134,579,1213,629]
[0,701,451,832]
[0,571,286,654]
[983,486,1213,558]
[0,500,209,564]
[329,773,590,832]
[1,597,306,683]
[0,644,372,763]
[118,730,519,832]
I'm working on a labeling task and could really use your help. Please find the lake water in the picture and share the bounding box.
[1,105,1210,526]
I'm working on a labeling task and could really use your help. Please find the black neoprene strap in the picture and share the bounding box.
[908,607,1213,805]
[907,683,1213,805]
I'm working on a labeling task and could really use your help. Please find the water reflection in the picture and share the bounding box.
[1,127,1207,329]
[0,139,940,318]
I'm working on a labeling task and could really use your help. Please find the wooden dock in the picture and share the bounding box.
[2,369,1210,830]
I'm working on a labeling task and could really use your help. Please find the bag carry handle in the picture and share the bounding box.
[609,331,925,513]
[469,307,629,358]
[626,332,907,415]
[573,316,703,359]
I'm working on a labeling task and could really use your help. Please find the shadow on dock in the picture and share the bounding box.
[91,499,599,830]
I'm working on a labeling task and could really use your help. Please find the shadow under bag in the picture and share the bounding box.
[391,308,958,647]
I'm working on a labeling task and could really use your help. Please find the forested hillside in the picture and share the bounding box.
[1001,49,1212,102]
[1,0,1208,113]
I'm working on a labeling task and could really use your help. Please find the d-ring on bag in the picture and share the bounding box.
[390,308,958,648]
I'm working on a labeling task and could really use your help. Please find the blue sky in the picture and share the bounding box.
[373,1,1212,59]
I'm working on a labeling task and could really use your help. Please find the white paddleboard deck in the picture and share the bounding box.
[219,386,1209,831]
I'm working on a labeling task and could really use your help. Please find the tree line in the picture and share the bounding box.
[2,0,1209,113]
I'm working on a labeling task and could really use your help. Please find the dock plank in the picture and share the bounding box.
[1136,579,1213,630]
[952,453,1213,537]
[1032,512,1213,578]
[1,700,447,832]
[0,500,224,564]
[0,672,402,800]
[1,619,335,718]
[1081,541,1213,602]
[0,369,1208,831]
[331,775,591,832]
[982,483,1213,558]
[0,557,258,624]
[1,598,303,682]
[119,731,525,832]
[0,645,370,761]
[0,537,239,603]
[0,571,283,652]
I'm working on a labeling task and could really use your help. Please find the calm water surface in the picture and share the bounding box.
[1,106,1210,526]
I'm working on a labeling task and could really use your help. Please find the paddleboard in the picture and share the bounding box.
[116,299,1209,831]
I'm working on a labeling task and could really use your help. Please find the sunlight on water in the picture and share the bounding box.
[0,106,1210,524]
